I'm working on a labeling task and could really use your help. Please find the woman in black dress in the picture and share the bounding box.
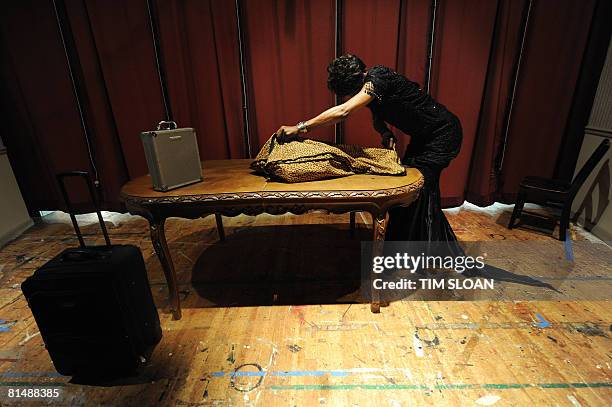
[275,54,463,247]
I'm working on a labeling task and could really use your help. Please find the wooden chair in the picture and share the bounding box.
[508,138,610,240]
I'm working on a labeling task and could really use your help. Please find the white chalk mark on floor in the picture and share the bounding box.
[413,333,425,357]
[19,331,40,346]
[567,395,582,407]
[475,394,501,405]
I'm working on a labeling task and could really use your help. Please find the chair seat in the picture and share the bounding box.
[520,176,570,193]
[510,139,609,241]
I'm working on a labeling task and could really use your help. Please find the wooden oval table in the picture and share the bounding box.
[121,159,424,319]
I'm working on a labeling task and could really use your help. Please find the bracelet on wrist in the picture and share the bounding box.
[296,121,309,133]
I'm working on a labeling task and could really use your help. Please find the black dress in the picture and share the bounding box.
[363,66,562,288]
[364,65,463,248]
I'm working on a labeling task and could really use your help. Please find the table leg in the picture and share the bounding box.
[215,214,225,241]
[370,211,389,313]
[350,212,356,237]
[150,218,181,320]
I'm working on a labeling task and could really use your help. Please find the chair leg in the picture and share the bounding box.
[508,191,526,229]
[559,205,571,241]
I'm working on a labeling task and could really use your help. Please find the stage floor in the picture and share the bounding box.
[0,203,610,406]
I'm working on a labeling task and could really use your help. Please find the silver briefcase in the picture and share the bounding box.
[140,121,203,192]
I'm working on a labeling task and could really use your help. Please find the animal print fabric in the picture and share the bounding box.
[251,135,405,183]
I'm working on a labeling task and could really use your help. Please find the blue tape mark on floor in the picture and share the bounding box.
[0,382,67,387]
[564,231,574,261]
[0,320,16,332]
[230,371,266,377]
[535,313,550,328]
[271,371,348,377]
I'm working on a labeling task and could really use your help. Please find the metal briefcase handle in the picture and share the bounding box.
[157,121,177,130]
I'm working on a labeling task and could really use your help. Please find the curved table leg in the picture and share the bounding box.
[370,211,389,313]
[150,218,181,320]
[215,214,225,241]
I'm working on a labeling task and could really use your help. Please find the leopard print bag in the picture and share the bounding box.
[251,135,405,183]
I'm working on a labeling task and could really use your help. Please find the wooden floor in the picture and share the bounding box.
[0,204,610,406]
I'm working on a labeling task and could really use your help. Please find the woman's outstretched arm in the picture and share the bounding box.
[275,83,374,143]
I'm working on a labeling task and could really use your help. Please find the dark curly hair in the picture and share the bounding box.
[327,54,366,96]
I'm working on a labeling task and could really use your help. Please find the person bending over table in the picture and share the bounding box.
[275,54,463,250]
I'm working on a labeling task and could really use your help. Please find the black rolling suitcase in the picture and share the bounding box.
[21,172,162,377]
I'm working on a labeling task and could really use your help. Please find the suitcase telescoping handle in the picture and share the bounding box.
[56,171,111,249]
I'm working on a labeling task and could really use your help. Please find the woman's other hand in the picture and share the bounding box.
[381,131,396,150]
[275,125,300,144]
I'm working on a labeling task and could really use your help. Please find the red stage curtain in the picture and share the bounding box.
[430,0,499,207]
[155,0,245,160]
[0,0,111,211]
[342,0,431,155]
[398,0,431,88]
[0,0,601,212]
[63,0,131,211]
[342,0,402,147]
[496,0,597,202]
[81,0,166,180]
[466,0,527,206]
[241,0,336,149]
[394,0,432,164]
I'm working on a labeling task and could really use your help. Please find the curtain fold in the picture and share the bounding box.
[81,0,166,180]
[395,0,432,162]
[465,0,528,206]
[496,0,597,203]
[342,0,402,148]
[155,0,245,160]
[0,0,601,212]
[64,0,130,211]
[0,0,100,212]
[241,0,336,149]
[430,0,499,207]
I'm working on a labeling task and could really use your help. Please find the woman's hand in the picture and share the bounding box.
[275,125,300,144]
[381,131,396,150]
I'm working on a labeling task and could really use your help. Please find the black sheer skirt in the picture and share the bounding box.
[384,114,559,288]
[385,115,463,254]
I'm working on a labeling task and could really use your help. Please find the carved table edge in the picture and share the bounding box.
[119,178,425,206]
